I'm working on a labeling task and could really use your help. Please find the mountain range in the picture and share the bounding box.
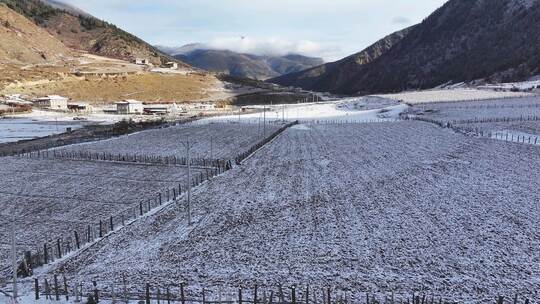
[271,0,540,95]
[0,0,182,66]
[158,44,324,80]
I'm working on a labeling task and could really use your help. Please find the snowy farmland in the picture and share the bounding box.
[0,157,204,274]
[375,88,533,104]
[55,122,282,161]
[45,121,540,302]
[205,97,407,124]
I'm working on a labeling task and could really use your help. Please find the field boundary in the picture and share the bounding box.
[402,115,540,146]
[19,277,535,304]
[18,149,230,169]
[235,121,298,165]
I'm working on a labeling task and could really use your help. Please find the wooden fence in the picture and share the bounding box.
[297,119,401,125]
[235,121,298,164]
[18,149,230,169]
[29,277,535,304]
[402,115,540,146]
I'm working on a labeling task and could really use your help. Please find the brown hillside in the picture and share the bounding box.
[0,4,72,64]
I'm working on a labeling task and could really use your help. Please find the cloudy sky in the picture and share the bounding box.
[62,0,448,61]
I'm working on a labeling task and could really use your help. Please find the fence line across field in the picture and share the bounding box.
[18,149,230,169]
[403,94,540,107]
[296,119,402,125]
[403,115,540,146]
[27,276,534,304]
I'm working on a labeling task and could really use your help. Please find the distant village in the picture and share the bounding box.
[0,93,233,119]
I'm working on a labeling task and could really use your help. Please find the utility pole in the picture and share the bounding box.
[181,136,194,225]
[210,137,213,160]
[258,113,262,139]
[263,106,266,137]
[11,214,18,303]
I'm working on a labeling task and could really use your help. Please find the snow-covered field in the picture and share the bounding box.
[479,79,540,91]
[42,121,540,303]
[376,89,533,104]
[56,123,282,161]
[455,121,540,137]
[204,97,407,124]
[0,157,203,273]
[406,96,540,123]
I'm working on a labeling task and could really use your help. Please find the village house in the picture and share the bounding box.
[68,102,93,113]
[33,95,69,110]
[143,105,171,115]
[164,61,178,69]
[135,58,150,65]
[192,103,215,111]
[116,100,144,114]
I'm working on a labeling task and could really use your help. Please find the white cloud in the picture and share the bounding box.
[205,36,340,59]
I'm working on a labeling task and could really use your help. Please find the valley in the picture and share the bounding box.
[1,0,540,303]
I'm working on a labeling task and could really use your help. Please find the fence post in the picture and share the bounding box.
[74,231,80,250]
[292,287,296,304]
[110,216,114,232]
[54,275,60,300]
[34,278,39,300]
[44,243,48,264]
[63,276,69,301]
[327,287,330,304]
[238,288,243,304]
[122,273,128,304]
[254,284,258,304]
[180,283,186,304]
[93,280,99,303]
[57,239,62,259]
[44,278,50,300]
[99,220,103,238]
[146,283,151,304]
[305,286,309,304]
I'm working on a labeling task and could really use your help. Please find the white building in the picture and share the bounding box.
[165,62,178,69]
[135,58,150,65]
[33,95,69,110]
[193,103,215,111]
[116,100,144,114]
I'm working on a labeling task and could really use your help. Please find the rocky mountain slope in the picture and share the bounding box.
[0,3,72,63]
[0,0,183,66]
[161,44,323,80]
[271,0,540,95]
